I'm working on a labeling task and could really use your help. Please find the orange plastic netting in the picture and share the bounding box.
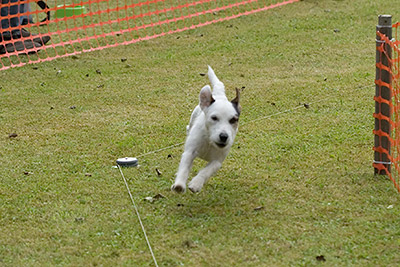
[375,22,400,192]
[0,0,298,70]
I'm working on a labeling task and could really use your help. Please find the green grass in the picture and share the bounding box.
[2,0,400,265]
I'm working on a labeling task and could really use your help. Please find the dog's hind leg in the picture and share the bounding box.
[171,150,197,193]
[188,160,222,193]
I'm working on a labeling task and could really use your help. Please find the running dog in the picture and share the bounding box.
[171,66,241,193]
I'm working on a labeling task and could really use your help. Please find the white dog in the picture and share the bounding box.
[171,66,241,193]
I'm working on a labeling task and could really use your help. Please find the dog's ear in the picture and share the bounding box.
[231,87,241,115]
[199,85,215,110]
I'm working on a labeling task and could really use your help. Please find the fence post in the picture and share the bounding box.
[374,15,392,175]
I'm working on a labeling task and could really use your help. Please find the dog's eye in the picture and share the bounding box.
[229,117,238,124]
[211,115,219,121]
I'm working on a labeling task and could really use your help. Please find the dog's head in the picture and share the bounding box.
[199,86,241,149]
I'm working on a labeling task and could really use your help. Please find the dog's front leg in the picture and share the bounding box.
[171,150,197,193]
[188,161,222,193]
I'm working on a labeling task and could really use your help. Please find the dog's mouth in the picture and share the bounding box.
[215,142,227,148]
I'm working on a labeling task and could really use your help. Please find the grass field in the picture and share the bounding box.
[2,0,400,266]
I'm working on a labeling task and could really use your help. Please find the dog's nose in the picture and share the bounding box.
[219,133,228,143]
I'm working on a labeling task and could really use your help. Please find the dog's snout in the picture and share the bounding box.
[219,133,228,143]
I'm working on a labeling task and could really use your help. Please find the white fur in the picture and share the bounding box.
[171,66,241,193]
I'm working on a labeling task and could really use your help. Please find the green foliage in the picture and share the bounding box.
[1,0,400,265]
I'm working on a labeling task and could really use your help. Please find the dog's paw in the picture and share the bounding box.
[188,180,203,193]
[171,183,186,193]
[188,185,201,193]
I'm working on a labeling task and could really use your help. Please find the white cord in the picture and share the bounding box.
[133,93,342,156]
[136,142,184,158]
[117,165,159,267]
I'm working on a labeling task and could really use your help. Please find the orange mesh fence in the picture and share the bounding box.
[0,0,298,70]
[375,21,400,193]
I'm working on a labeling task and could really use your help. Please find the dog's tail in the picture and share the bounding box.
[208,66,226,98]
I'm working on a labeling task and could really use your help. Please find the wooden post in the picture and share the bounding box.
[374,15,392,175]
